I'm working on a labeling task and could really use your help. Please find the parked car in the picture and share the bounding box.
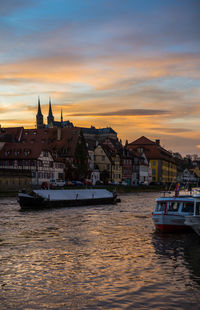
[65,181,73,186]
[120,181,128,186]
[84,179,92,185]
[139,181,148,186]
[41,182,52,189]
[95,180,103,185]
[50,179,66,187]
[72,181,84,186]
[111,181,119,185]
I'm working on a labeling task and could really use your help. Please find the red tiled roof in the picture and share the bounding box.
[127,136,175,163]
[0,127,24,142]
[0,127,81,161]
[128,136,155,146]
[0,142,44,160]
[21,127,81,157]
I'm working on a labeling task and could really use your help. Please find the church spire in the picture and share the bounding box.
[47,97,54,126]
[61,109,63,123]
[36,96,44,128]
[37,97,42,116]
[48,97,53,117]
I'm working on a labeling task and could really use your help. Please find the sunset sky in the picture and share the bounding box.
[0,0,200,155]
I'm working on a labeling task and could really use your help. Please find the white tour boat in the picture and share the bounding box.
[152,189,195,233]
[184,193,200,236]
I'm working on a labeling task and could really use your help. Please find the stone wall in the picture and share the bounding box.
[0,169,32,192]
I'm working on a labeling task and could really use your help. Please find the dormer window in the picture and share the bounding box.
[24,149,30,156]
[137,147,143,153]
[14,149,20,156]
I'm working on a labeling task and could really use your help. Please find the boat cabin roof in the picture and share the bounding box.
[156,196,194,202]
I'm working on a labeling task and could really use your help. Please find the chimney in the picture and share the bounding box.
[57,127,61,141]
[155,139,160,146]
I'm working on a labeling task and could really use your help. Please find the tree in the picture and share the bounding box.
[74,131,89,179]
[101,170,110,184]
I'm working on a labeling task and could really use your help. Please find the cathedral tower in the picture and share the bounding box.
[47,97,54,127]
[36,97,44,129]
[61,109,63,124]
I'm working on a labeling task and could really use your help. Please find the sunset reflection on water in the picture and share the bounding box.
[0,193,200,309]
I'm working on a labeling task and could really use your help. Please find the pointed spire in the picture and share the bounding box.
[37,96,42,116]
[47,97,54,126]
[48,97,53,117]
[36,96,44,128]
[61,109,63,123]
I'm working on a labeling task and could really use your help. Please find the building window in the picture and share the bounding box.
[43,151,48,157]
[24,149,30,156]
[102,155,105,161]
[14,150,20,156]
[58,173,64,179]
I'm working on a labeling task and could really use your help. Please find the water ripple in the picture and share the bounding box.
[0,192,200,309]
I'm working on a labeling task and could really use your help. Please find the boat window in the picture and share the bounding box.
[182,202,194,213]
[168,202,179,212]
[196,202,200,215]
[156,202,166,211]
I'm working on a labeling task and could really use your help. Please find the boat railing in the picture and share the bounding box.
[192,188,200,194]
[160,190,193,198]
[160,191,172,197]
[160,187,200,198]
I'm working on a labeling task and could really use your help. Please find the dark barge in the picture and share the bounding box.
[18,189,118,210]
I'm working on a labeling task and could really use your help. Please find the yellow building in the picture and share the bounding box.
[127,136,177,184]
[150,159,177,183]
[94,144,122,183]
[111,153,122,184]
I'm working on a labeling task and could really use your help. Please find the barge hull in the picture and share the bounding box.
[18,189,117,210]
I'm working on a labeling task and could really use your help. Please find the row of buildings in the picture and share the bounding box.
[0,99,199,191]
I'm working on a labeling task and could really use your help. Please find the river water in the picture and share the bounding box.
[1,192,200,310]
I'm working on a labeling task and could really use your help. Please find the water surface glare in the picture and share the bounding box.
[1,192,200,309]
